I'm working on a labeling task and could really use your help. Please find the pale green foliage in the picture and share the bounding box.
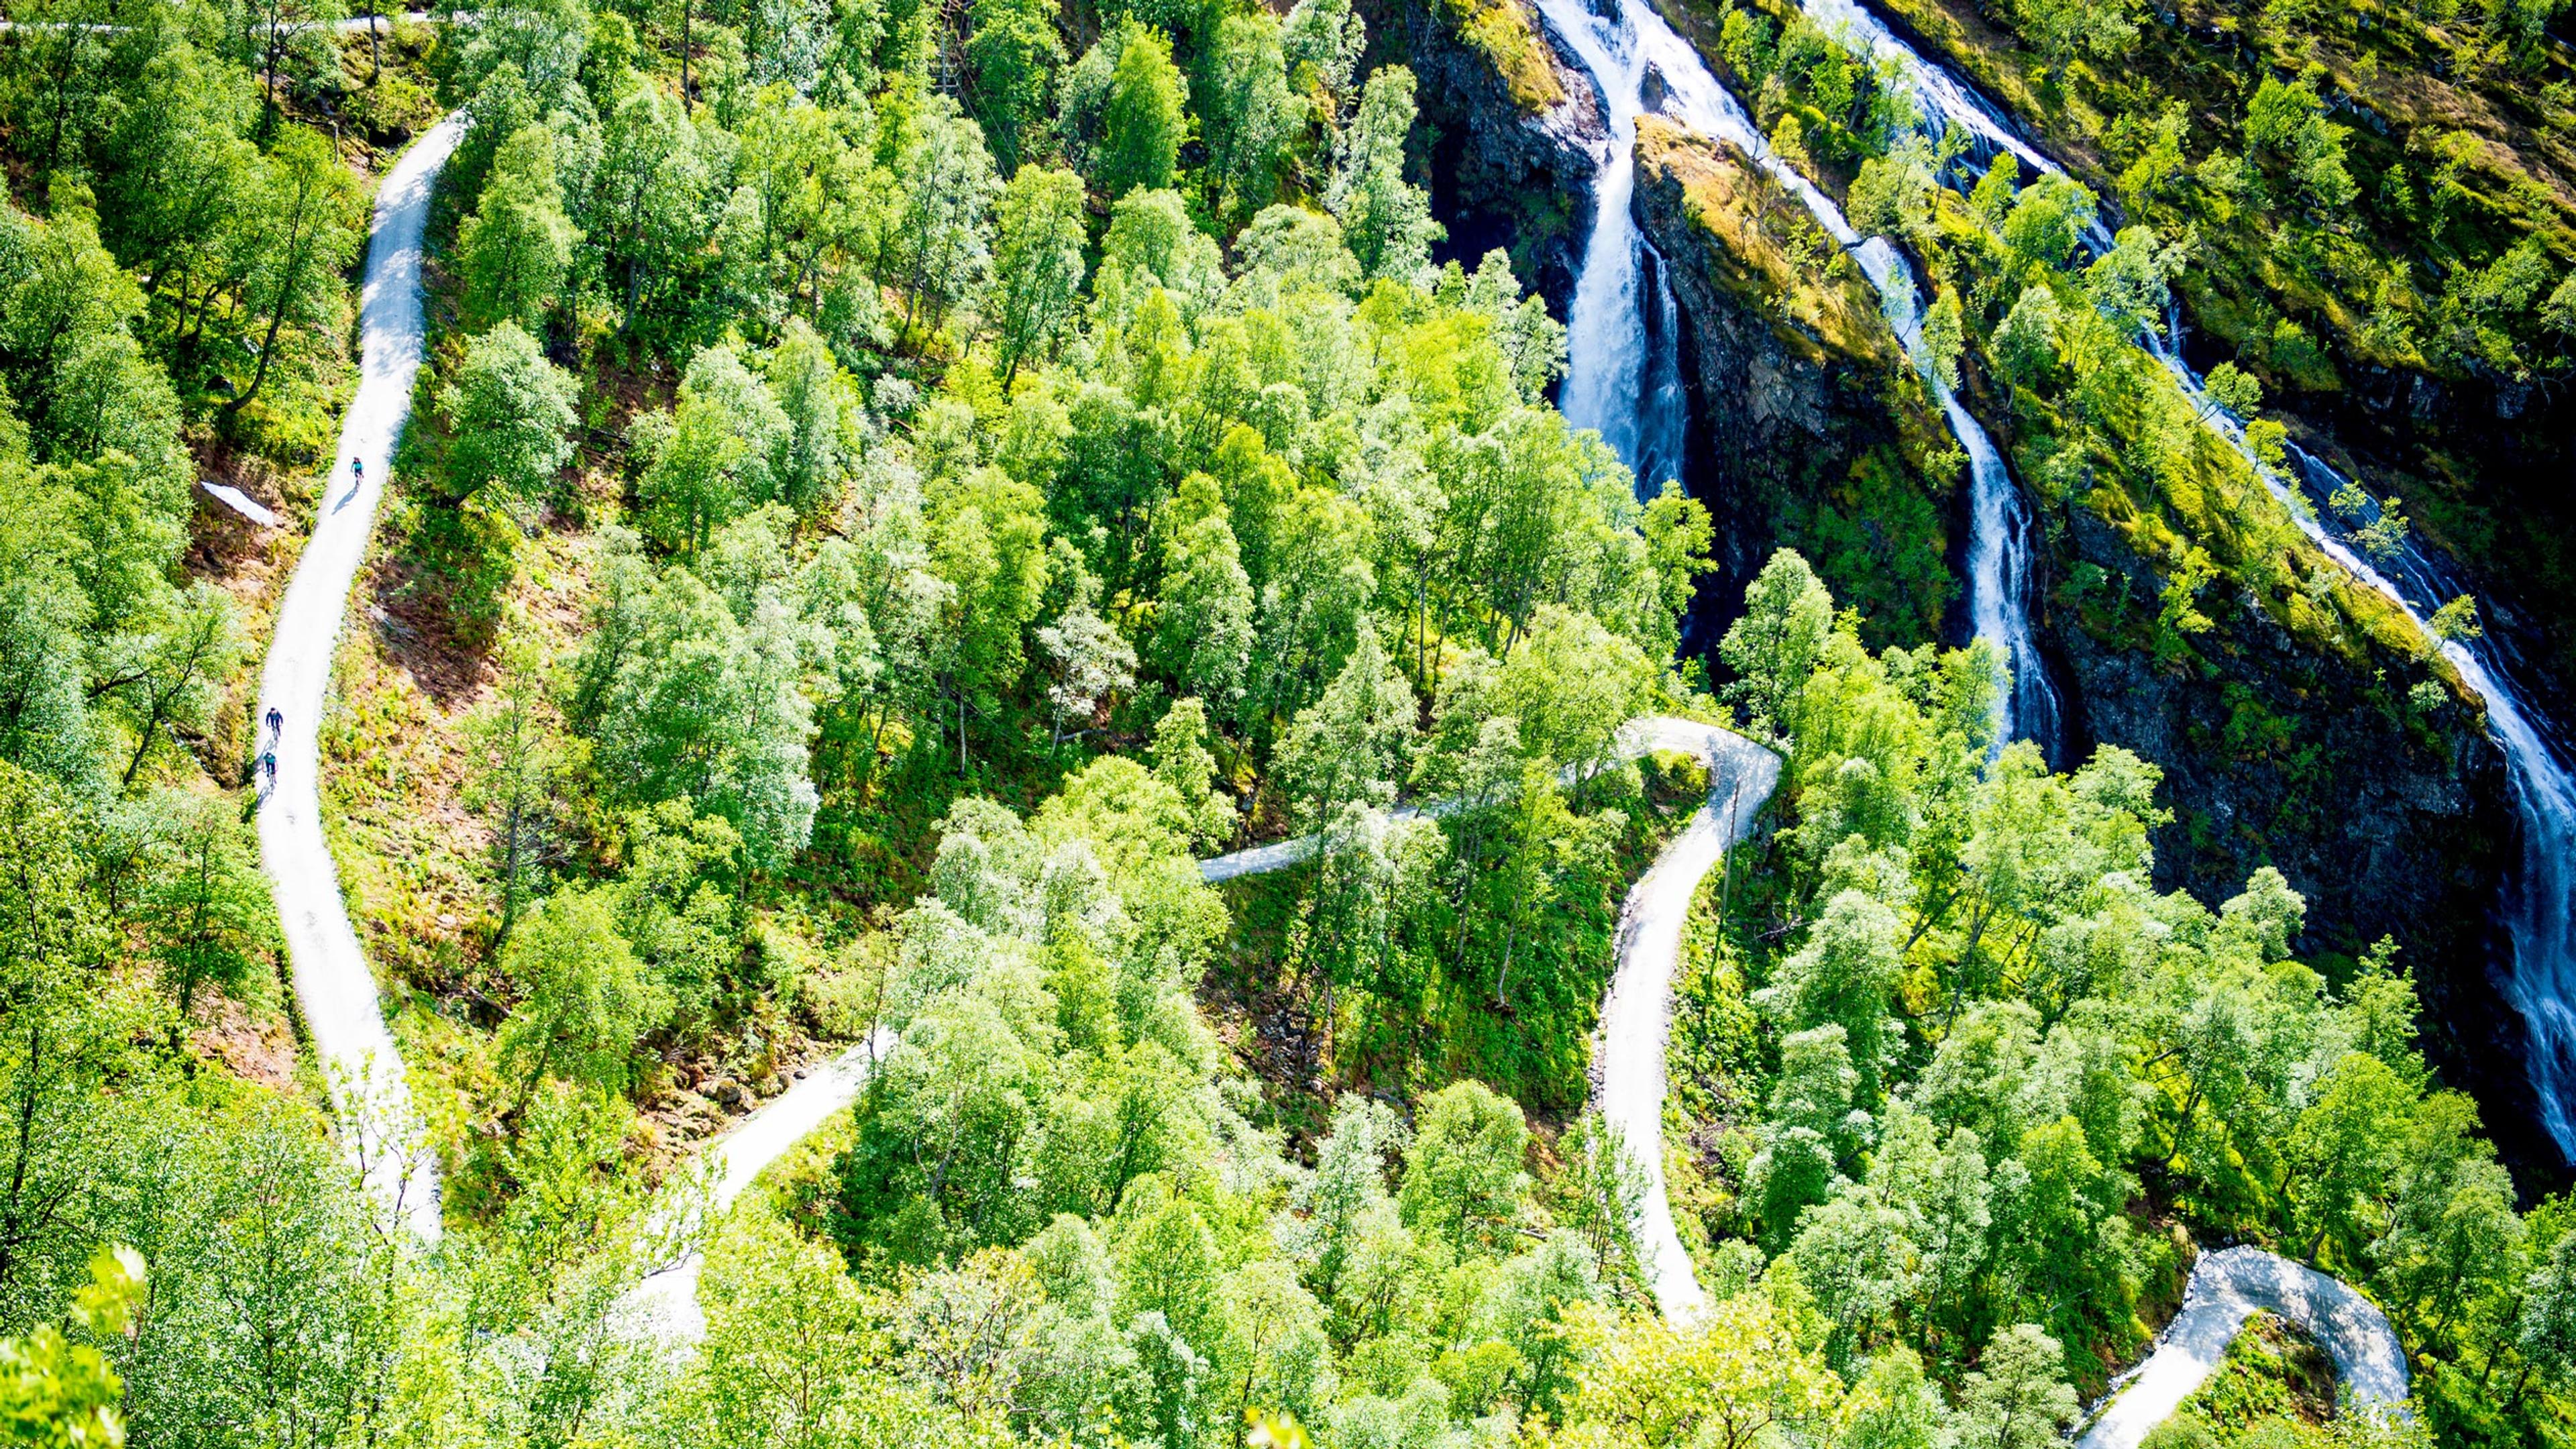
[573,541,820,866]
[967,0,1064,175]
[763,319,851,512]
[140,790,272,1018]
[2010,0,2139,72]
[989,167,1089,382]
[1566,1291,1844,1448]
[1756,890,1906,1097]
[1202,9,1305,224]
[1277,621,1417,826]
[888,101,1002,348]
[2429,594,2483,642]
[2516,1231,2576,1396]
[0,203,202,788]
[2086,225,2186,338]
[1849,140,1939,250]
[1231,204,1362,294]
[443,321,579,523]
[2246,72,2357,214]
[2001,175,2098,273]
[1493,604,1655,781]
[1721,549,1835,735]
[1993,284,2065,394]
[1037,595,1138,743]
[223,126,366,411]
[1328,68,1442,283]
[1842,1349,1953,1449]
[2202,360,2263,418]
[1152,477,1256,708]
[460,125,576,334]
[1148,697,1236,847]
[639,343,795,552]
[0,1244,145,1449]
[1922,286,1966,389]
[498,885,668,1101]
[1101,189,1228,313]
[1397,1080,1532,1254]
[1097,27,1187,197]
[464,643,574,943]
[1957,1324,2079,1449]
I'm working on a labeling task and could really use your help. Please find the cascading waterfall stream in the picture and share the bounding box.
[1536,0,2061,755]
[1552,2,1690,504]
[1813,0,2576,1159]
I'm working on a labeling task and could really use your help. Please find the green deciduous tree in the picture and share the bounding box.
[989,166,1089,384]
[2009,0,2138,78]
[223,127,363,415]
[1327,67,1440,283]
[443,322,580,525]
[498,887,669,1106]
[0,1244,145,1449]
[1398,1080,1529,1256]
[141,793,272,1020]
[576,553,819,868]
[99,584,237,791]
[966,0,1064,176]
[638,343,793,552]
[888,101,1001,350]
[1720,549,1834,737]
[1151,476,1256,710]
[460,126,578,336]
[1956,1324,2078,1449]
[1097,28,1187,199]
[1276,621,1415,828]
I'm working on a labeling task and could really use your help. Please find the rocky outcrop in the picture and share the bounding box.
[1358,0,1607,306]
[1630,117,1960,648]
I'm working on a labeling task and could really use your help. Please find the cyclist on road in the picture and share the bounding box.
[260,751,277,785]
[265,706,282,737]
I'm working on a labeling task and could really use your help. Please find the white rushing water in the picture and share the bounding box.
[1536,0,2060,755]
[1811,0,2576,1159]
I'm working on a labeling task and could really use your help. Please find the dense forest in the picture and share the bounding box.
[7,0,2576,1445]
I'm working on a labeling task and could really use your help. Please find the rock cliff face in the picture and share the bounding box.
[1356,0,1606,306]
[1629,118,1960,650]
[2047,506,2536,1171]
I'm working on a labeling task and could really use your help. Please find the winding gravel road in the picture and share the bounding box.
[1199,714,1782,1324]
[625,1035,888,1341]
[256,116,462,1244]
[1591,719,1778,1322]
[2077,1246,2410,1449]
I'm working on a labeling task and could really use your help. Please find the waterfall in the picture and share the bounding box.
[1552,0,1690,497]
[1811,0,2576,1160]
[1534,0,2061,755]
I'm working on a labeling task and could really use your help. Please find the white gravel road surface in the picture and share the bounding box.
[624,1036,888,1341]
[1590,719,1778,1322]
[256,117,462,1245]
[2078,1245,2411,1449]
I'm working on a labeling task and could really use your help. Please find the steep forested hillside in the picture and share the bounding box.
[7,0,2576,1446]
